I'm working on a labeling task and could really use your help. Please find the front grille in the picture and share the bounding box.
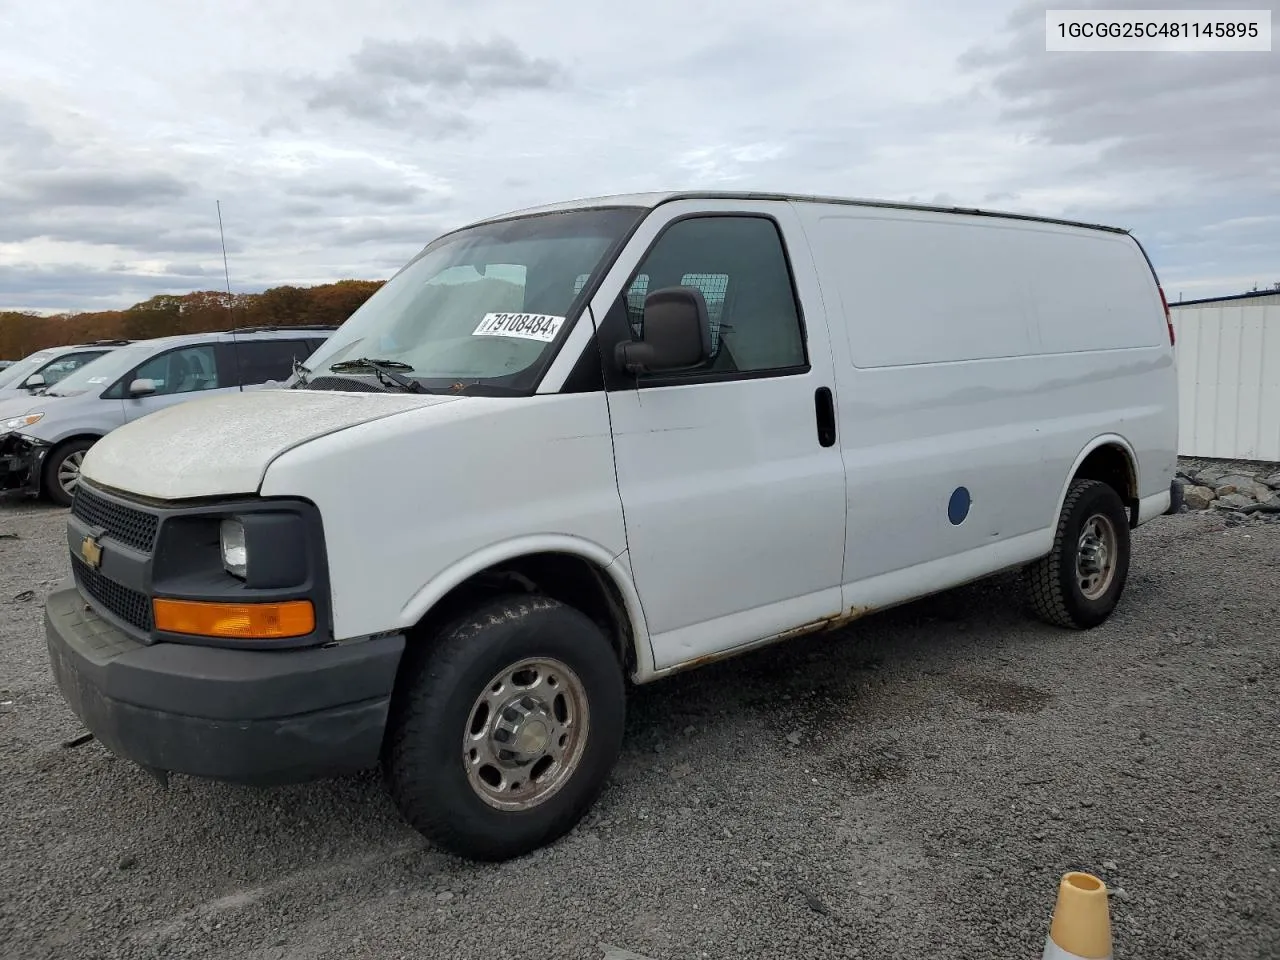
[71,485,159,554]
[72,557,153,633]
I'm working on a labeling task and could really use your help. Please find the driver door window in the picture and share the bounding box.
[121,344,225,423]
[134,345,220,395]
[606,216,809,387]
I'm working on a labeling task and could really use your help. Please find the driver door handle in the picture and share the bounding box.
[814,386,836,448]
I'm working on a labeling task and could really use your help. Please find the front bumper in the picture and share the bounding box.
[0,432,46,498]
[44,582,406,785]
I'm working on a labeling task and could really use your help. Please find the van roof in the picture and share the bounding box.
[468,190,1132,237]
[126,327,339,349]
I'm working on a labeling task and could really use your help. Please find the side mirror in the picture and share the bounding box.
[128,378,158,397]
[23,374,46,390]
[613,286,712,376]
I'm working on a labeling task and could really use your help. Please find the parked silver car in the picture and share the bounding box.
[0,326,335,505]
[0,340,134,401]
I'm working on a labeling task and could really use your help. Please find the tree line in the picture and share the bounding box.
[0,280,385,360]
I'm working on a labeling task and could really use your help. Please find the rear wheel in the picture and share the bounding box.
[1025,478,1131,629]
[42,438,96,507]
[383,593,625,861]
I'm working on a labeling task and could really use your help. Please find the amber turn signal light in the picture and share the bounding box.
[152,598,315,639]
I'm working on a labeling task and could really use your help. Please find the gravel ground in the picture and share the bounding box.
[2,497,1278,960]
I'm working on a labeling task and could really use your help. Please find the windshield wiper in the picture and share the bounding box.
[444,380,526,396]
[329,358,415,372]
[290,358,311,388]
[327,357,425,394]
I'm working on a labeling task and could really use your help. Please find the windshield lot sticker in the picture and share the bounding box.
[473,313,565,342]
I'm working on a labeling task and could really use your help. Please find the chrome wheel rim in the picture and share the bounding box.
[463,657,590,812]
[1076,513,1118,600]
[58,451,85,496]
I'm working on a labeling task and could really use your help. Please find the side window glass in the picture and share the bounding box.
[678,273,728,353]
[623,274,650,336]
[134,345,220,396]
[234,340,311,385]
[576,271,653,337]
[620,216,807,378]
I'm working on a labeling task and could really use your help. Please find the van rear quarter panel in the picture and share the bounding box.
[792,201,1176,587]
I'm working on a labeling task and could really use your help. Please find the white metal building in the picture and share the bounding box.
[1169,290,1280,462]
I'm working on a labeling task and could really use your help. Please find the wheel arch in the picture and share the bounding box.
[47,431,106,449]
[397,536,652,679]
[1054,435,1141,529]
[38,432,105,495]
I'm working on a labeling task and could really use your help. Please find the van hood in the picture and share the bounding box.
[82,389,458,501]
[0,395,40,421]
[0,389,45,411]
[0,392,78,424]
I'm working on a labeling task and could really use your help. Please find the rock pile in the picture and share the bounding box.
[1176,457,1280,521]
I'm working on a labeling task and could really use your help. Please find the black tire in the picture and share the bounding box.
[383,593,625,862]
[1025,478,1131,629]
[42,437,96,508]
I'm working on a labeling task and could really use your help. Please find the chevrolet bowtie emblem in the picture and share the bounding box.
[79,534,103,570]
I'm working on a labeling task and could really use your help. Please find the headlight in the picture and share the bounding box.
[2,413,42,431]
[220,519,248,579]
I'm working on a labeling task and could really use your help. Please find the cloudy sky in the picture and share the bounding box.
[0,0,1275,313]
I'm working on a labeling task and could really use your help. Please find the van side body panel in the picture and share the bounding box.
[789,200,1176,616]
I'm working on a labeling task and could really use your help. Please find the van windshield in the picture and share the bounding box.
[0,351,57,390]
[44,342,156,397]
[302,206,645,394]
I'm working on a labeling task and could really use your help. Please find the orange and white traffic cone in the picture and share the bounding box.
[1042,871,1113,959]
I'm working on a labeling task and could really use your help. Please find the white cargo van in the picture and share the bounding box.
[44,192,1179,861]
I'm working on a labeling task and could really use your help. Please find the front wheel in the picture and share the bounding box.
[383,594,625,861]
[1025,478,1132,629]
[42,438,96,507]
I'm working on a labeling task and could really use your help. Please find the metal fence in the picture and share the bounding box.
[1170,304,1280,461]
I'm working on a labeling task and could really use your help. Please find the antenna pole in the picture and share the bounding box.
[217,200,236,328]
[217,200,245,391]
